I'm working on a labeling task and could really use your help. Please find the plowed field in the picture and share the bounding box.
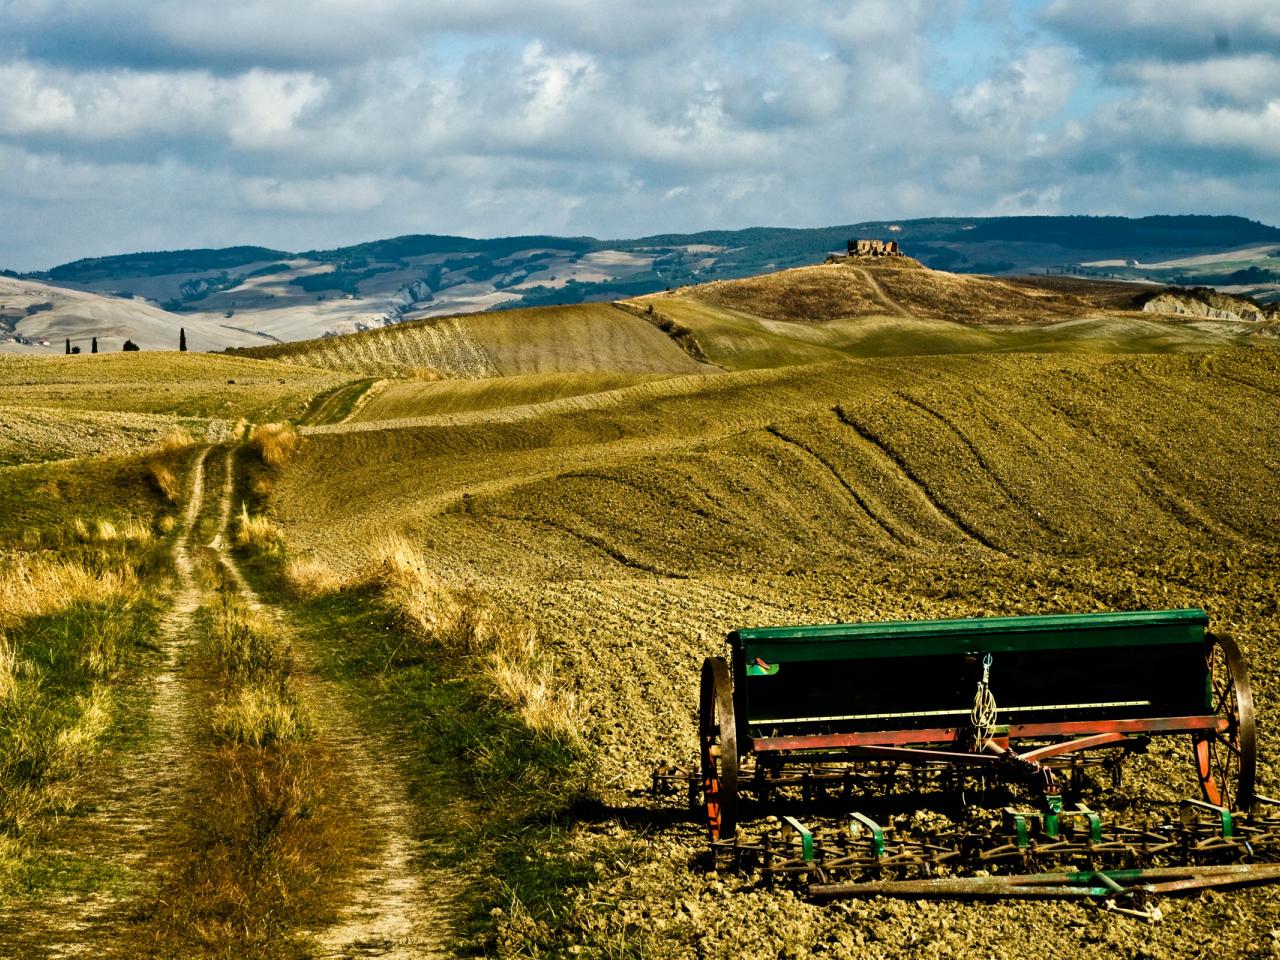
[274,345,1280,958]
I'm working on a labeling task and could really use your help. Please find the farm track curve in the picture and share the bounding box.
[848,265,911,317]
[0,444,455,958]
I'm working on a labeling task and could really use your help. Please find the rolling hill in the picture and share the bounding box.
[0,276,266,354]
[6,215,1279,355]
[4,243,1280,959]
[230,257,1266,387]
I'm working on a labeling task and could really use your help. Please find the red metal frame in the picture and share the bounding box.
[750,714,1228,757]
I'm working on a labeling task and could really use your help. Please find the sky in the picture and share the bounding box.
[1,0,1278,270]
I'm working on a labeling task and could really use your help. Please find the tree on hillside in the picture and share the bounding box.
[179,327,187,351]
[70,345,81,354]
[64,337,70,355]
[122,340,140,351]
[91,336,98,353]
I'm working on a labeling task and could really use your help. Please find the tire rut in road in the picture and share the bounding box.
[211,447,456,959]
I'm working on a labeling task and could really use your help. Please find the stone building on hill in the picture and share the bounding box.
[847,238,902,257]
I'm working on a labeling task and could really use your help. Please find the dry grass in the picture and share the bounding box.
[1,669,113,834]
[148,461,180,503]
[234,503,281,551]
[68,515,153,544]
[146,559,356,956]
[685,263,891,321]
[145,426,195,503]
[204,589,288,682]
[282,556,343,598]
[249,422,299,468]
[211,683,312,747]
[147,742,357,957]
[157,426,195,454]
[371,535,582,742]
[0,554,139,629]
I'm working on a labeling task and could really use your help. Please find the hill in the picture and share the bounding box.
[269,342,1280,956]
[227,257,1269,389]
[232,302,715,378]
[0,276,267,354]
[4,257,1280,958]
[7,215,1279,354]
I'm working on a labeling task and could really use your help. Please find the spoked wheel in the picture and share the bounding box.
[1193,633,1256,811]
[700,656,739,841]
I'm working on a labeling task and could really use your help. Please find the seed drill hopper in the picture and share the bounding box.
[655,609,1280,910]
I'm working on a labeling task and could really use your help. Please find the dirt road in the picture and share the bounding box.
[0,444,454,959]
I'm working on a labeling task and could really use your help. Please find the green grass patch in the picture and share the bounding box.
[255,579,595,953]
[2,847,144,899]
[299,377,378,425]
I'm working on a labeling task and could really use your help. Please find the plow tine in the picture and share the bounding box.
[810,864,1280,901]
[809,877,1108,899]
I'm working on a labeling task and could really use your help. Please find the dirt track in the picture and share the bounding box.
[212,450,454,958]
[0,445,456,958]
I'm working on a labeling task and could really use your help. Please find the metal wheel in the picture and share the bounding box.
[700,656,739,840]
[1193,633,1256,811]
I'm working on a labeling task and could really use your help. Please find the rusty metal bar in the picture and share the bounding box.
[1018,733,1129,763]
[751,715,1225,753]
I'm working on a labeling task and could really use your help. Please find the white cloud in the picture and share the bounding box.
[0,62,326,146]
[238,173,390,213]
[951,46,1076,132]
[0,0,1278,269]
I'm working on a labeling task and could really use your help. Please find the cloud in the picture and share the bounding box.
[0,0,1278,269]
[0,62,326,148]
[1041,0,1280,62]
[951,46,1076,133]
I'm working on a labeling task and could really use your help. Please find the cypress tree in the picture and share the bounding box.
[179,327,187,351]
[65,337,70,355]
[91,336,98,354]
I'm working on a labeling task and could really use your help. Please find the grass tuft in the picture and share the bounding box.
[0,554,139,629]
[204,589,287,682]
[148,462,180,503]
[158,427,195,454]
[282,556,343,598]
[211,682,312,747]
[370,535,583,745]
[249,423,299,468]
[234,503,281,551]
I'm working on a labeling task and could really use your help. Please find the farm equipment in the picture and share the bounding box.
[653,608,1278,907]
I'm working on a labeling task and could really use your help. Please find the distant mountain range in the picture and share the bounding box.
[3,215,1278,354]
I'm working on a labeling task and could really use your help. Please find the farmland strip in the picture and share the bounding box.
[831,404,1007,554]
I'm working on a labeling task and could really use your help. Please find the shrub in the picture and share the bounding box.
[234,504,281,551]
[249,423,299,468]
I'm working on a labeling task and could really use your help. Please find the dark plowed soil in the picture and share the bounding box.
[274,347,1280,957]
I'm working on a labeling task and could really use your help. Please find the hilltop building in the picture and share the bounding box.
[847,238,902,257]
